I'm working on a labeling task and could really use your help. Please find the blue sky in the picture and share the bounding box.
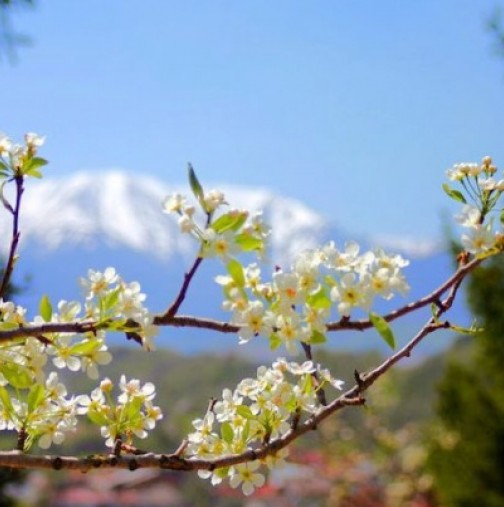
[2,0,503,243]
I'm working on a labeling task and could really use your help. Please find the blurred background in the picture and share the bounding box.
[1,1,504,505]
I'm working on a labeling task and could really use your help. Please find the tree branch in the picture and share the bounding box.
[0,273,468,472]
[0,175,24,299]
[0,254,483,344]
[155,255,204,323]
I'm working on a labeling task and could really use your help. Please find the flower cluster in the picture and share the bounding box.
[80,267,158,351]
[186,358,344,495]
[163,171,270,262]
[0,132,47,179]
[445,156,504,255]
[216,242,409,353]
[0,268,160,450]
[0,372,83,450]
[78,375,163,448]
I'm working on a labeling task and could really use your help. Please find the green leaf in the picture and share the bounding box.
[221,422,234,444]
[236,405,254,419]
[449,323,484,336]
[211,211,248,234]
[0,386,14,414]
[70,339,101,356]
[242,420,250,442]
[430,302,440,323]
[25,157,48,172]
[124,397,143,419]
[269,333,282,351]
[302,373,313,394]
[369,312,396,349]
[188,163,205,208]
[39,294,53,322]
[25,168,43,179]
[27,384,45,412]
[500,209,504,226]
[0,321,19,331]
[2,363,34,389]
[87,407,111,426]
[309,330,327,344]
[226,259,245,287]
[307,286,332,309]
[102,287,121,313]
[442,183,466,204]
[234,233,263,252]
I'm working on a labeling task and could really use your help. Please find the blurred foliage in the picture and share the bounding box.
[0,0,34,61]
[313,343,472,507]
[428,256,504,507]
[488,7,504,57]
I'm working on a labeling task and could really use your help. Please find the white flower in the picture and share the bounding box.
[178,214,196,234]
[117,281,146,319]
[202,229,239,259]
[50,337,81,372]
[273,271,304,308]
[237,301,269,343]
[45,372,67,401]
[318,367,345,390]
[118,375,155,403]
[81,344,113,380]
[203,189,227,211]
[24,132,45,152]
[461,225,495,254]
[37,420,67,449]
[143,401,163,429]
[229,461,266,496]
[274,312,310,354]
[0,133,12,156]
[213,388,243,422]
[455,205,481,228]
[330,273,371,317]
[163,193,186,214]
[446,162,481,180]
[80,267,118,300]
[56,300,81,322]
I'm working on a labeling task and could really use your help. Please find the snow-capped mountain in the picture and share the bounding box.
[0,170,465,358]
[0,170,330,265]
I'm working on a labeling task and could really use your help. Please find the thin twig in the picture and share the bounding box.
[0,175,24,299]
[155,256,204,322]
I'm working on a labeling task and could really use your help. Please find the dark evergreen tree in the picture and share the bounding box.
[428,257,504,507]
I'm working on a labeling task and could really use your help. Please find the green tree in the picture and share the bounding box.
[428,257,504,507]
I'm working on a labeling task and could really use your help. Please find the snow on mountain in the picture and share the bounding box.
[0,170,329,265]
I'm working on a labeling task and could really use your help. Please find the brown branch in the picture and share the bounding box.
[325,255,482,331]
[0,321,98,344]
[0,254,483,344]
[155,256,204,323]
[0,281,459,473]
[152,314,240,332]
[0,175,24,299]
